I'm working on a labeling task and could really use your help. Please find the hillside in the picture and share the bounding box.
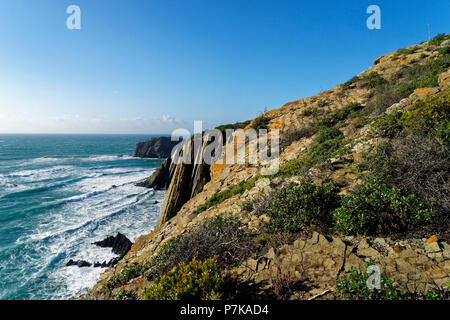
[85,34,450,300]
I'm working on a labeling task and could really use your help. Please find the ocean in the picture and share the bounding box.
[0,134,165,300]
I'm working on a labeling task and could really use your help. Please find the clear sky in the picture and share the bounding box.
[0,0,448,134]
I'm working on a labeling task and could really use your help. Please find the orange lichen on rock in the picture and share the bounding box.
[136,279,144,286]
[427,235,438,244]
[414,87,439,98]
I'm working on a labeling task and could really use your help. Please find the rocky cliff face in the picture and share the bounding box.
[136,158,175,190]
[157,137,212,226]
[134,137,179,158]
[85,35,450,300]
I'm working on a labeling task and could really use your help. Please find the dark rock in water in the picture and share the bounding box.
[134,136,179,159]
[111,185,117,188]
[93,262,101,268]
[66,259,74,266]
[153,200,159,204]
[66,260,91,268]
[77,260,91,267]
[93,232,133,258]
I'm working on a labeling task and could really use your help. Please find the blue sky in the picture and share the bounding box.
[0,0,448,134]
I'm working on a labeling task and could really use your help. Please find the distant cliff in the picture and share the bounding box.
[134,137,178,158]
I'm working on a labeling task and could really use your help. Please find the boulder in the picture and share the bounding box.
[93,232,133,258]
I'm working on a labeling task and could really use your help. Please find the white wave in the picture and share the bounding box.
[18,157,62,167]
[80,155,135,162]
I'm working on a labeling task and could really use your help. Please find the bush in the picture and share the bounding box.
[400,88,450,137]
[363,72,388,89]
[142,257,229,300]
[316,127,342,144]
[280,125,316,150]
[336,262,401,300]
[438,46,450,56]
[148,216,256,275]
[391,135,450,213]
[194,175,261,214]
[342,76,359,90]
[359,141,398,182]
[240,200,254,211]
[366,54,450,115]
[317,100,327,108]
[373,111,404,138]
[429,33,448,46]
[251,116,272,131]
[107,216,256,291]
[333,179,436,235]
[318,102,363,126]
[265,180,341,234]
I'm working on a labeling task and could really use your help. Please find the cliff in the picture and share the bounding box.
[134,136,178,158]
[85,34,450,301]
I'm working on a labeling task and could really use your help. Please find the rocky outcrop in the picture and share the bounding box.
[158,137,212,226]
[136,158,175,190]
[93,233,133,258]
[134,137,179,158]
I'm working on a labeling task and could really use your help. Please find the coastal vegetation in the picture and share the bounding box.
[89,34,450,301]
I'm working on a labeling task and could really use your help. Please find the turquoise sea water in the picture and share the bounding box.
[0,134,164,300]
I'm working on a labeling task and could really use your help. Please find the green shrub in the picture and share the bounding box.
[429,33,448,46]
[316,126,342,144]
[359,141,398,182]
[318,102,363,127]
[142,257,228,300]
[366,53,449,115]
[333,179,436,235]
[373,111,404,138]
[396,47,418,56]
[438,46,450,56]
[400,88,450,136]
[336,262,401,300]
[275,126,347,178]
[364,72,388,89]
[194,175,261,214]
[107,262,150,290]
[342,76,359,90]
[317,100,327,108]
[302,108,313,116]
[251,116,272,131]
[265,180,341,234]
[240,200,254,211]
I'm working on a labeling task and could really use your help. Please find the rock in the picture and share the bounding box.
[357,238,370,250]
[76,260,91,268]
[266,247,276,260]
[441,243,450,260]
[134,136,179,158]
[425,241,441,254]
[93,232,133,258]
[413,87,439,99]
[137,157,175,190]
[66,259,92,268]
[438,69,450,90]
